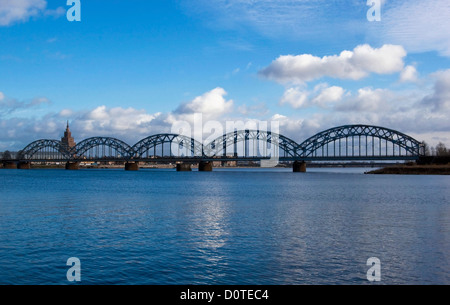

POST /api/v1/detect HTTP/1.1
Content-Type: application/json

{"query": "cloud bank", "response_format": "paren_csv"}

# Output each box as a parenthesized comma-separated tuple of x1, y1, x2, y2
(0, 0, 64, 26)
(259, 44, 407, 84)
(2, 71, 450, 151)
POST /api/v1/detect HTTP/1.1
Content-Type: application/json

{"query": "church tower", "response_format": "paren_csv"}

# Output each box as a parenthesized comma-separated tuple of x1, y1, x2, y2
(61, 121, 76, 149)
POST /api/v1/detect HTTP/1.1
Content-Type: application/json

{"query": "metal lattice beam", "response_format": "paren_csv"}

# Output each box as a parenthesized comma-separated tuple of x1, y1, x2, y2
(203, 130, 299, 158)
(131, 134, 203, 158)
(19, 140, 71, 160)
(18, 125, 423, 162)
(73, 137, 133, 160)
(296, 125, 422, 158)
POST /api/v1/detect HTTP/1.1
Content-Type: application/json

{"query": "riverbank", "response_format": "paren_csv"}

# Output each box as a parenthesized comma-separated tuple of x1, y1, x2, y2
(366, 164, 450, 175)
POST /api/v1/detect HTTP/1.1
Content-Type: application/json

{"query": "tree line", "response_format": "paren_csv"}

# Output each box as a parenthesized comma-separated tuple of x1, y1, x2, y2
(1, 150, 15, 161)
(422, 142, 450, 157)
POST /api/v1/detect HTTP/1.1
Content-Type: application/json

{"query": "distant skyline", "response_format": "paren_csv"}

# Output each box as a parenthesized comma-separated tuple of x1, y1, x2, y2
(1, 0, 450, 151)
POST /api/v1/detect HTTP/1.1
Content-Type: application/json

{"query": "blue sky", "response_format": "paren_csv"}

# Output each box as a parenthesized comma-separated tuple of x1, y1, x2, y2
(1, 0, 450, 150)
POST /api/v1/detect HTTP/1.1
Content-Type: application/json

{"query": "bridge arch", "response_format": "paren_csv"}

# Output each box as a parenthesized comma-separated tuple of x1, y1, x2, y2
(297, 125, 422, 159)
(203, 130, 300, 158)
(131, 134, 203, 158)
(73, 137, 133, 160)
(19, 140, 71, 160)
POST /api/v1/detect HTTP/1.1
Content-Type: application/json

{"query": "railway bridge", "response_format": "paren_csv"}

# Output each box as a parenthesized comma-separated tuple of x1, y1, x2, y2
(2, 125, 424, 172)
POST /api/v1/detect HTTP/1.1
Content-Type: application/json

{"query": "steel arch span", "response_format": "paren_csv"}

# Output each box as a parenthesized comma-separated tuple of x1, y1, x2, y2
(131, 134, 204, 158)
(73, 137, 133, 160)
(19, 139, 71, 160)
(203, 130, 300, 158)
(16, 124, 424, 162)
(297, 125, 422, 159)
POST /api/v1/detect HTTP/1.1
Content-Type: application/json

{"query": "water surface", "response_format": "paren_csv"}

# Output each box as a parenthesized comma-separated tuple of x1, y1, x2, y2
(0, 168, 449, 284)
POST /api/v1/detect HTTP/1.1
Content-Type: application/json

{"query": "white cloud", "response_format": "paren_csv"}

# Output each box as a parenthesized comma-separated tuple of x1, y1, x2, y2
(400, 65, 419, 83)
(272, 70, 450, 147)
(30, 96, 51, 106)
(0, 92, 51, 115)
(0, 88, 236, 150)
(280, 87, 309, 109)
(377, 0, 450, 57)
(259, 44, 407, 84)
(237, 103, 269, 117)
(421, 69, 450, 111)
(311, 85, 345, 107)
(43, 6, 65, 18)
(59, 109, 73, 117)
(280, 84, 345, 109)
(174, 87, 234, 121)
(269, 113, 322, 142)
(0, 0, 64, 26)
(335, 88, 395, 113)
(80, 106, 160, 136)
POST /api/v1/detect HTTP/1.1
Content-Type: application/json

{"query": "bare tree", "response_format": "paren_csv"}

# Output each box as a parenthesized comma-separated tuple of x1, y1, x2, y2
(431, 146, 436, 156)
(1, 150, 12, 161)
(421, 141, 431, 156)
(435, 142, 449, 156)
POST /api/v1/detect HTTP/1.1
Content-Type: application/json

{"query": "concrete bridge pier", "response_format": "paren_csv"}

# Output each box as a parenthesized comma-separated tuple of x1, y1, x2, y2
(65, 162, 80, 170)
(2, 162, 17, 169)
(198, 161, 213, 172)
(18, 162, 31, 170)
(293, 161, 307, 173)
(125, 162, 139, 171)
(177, 163, 192, 172)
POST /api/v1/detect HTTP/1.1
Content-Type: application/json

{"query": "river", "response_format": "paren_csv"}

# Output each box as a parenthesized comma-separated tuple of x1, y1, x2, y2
(0, 168, 449, 284)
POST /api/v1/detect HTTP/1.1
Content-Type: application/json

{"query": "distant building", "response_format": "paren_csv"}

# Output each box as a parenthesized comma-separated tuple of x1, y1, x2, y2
(61, 121, 76, 149)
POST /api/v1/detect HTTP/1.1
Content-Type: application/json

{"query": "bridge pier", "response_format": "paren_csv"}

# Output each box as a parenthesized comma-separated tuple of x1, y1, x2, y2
(293, 161, 307, 173)
(65, 162, 80, 170)
(198, 161, 213, 172)
(2, 162, 17, 169)
(176, 163, 192, 172)
(18, 162, 31, 170)
(125, 162, 139, 171)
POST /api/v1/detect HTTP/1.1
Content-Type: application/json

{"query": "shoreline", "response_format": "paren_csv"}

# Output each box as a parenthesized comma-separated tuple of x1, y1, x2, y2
(3, 163, 450, 175)
(365, 165, 450, 175)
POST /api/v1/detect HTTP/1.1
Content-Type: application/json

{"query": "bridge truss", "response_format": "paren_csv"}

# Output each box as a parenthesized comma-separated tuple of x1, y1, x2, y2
(16, 125, 424, 162)
(131, 134, 204, 159)
(296, 125, 422, 160)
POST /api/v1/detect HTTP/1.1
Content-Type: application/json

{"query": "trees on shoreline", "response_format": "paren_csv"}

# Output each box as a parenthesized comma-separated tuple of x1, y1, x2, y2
(422, 142, 450, 156)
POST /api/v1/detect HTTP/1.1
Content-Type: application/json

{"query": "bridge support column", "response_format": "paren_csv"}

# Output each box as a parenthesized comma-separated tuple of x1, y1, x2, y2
(293, 161, 307, 173)
(198, 161, 213, 172)
(2, 162, 17, 169)
(18, 162, 31, 170)
(177, 163, 192, 172)
(65, 162, 80, 170)
(125, 162, 139, 171)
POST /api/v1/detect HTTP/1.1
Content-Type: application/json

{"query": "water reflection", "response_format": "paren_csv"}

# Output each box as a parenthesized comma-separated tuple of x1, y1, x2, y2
(184, 182, 231, 266)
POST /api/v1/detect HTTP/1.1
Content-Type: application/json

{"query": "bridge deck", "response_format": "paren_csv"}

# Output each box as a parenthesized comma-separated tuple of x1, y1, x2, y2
(7, 156, 420, 163)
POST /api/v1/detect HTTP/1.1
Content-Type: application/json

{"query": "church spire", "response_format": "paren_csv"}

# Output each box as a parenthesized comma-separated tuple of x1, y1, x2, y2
(62, 121, 76, 149)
